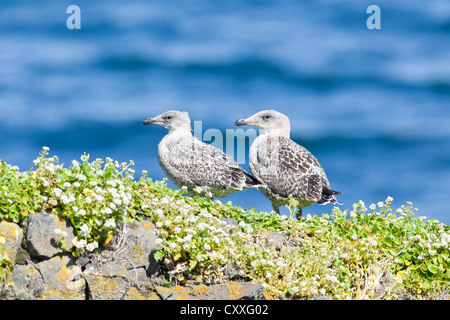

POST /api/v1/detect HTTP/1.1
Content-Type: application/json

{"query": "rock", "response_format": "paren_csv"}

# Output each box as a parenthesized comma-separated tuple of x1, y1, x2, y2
(14, 247, 30, 265)
(84, 219, 163, 300)
(119, 219, 162, 275)
(11, 263, 44, 299)
(219, 218, 239, 228)
(0, 221, 23, 263)
(35, 255, 86, 300)
(205, 282, 266, 300)
(84, 258, 130, 300)
(155, 281, 267, 300)
(22, 213, 75, 260)
(124, 287, 160, 300)
(260, 230, 301, 251)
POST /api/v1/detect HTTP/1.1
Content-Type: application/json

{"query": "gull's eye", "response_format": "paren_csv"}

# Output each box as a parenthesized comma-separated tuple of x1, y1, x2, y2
(263, 114, 271, 120)
(164, 115, 173, 120)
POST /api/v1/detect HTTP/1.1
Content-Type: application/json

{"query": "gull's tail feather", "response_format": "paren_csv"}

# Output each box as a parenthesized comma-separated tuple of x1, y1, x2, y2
(243, 171, 263, 188)
(317, 187, 342, 205)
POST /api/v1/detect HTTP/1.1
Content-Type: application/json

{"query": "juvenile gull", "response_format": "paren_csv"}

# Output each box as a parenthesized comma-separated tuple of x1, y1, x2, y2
(235, 110, 341, 218)
(143, 110, 261, 198)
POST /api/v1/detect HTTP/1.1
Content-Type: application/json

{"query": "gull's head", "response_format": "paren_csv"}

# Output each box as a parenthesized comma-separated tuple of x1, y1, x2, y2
(143, 110, 191, 131)
(234, 110, 290, 136)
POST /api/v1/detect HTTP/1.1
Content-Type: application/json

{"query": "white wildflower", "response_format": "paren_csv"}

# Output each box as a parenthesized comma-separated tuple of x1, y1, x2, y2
(169, 242, 177, 249)
(193, 186, 203, 194)
(80, 224, 90, 235)
(60, 194, 70, 204)
(71, 160, 80, 170)
(154, 209, 164, 218)
(325, 274, 339, 283)
(75, 239, 87, 249)
(198, 223, 209, 231)
(53, 188, 63, 198)
(104, 218, 116, 228)
(95, 194, 105, 202)
(86, 241, 98, 252)
(102, 207, 113, 215)
(212, 236, 220, 244)
(106, 180, 116, 187)
(40, 177, 50, 187)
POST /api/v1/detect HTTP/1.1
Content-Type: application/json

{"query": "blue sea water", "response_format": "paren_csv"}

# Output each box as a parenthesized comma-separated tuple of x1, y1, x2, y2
(1, 0, 450, 223)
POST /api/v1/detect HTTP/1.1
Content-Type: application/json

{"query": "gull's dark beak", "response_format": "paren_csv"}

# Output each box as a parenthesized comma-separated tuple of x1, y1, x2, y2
(234, 118, 250, 126)
(142, 117, 157, 125)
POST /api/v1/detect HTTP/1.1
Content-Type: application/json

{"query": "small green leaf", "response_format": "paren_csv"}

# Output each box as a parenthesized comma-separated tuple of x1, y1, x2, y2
(388, 247, 399, 256)
(428, 265, 438, 274)
(153, 250, 165, 260)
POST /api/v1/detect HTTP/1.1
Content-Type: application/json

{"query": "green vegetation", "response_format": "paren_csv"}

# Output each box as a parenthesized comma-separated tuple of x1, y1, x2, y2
(1, 147, 450, 299)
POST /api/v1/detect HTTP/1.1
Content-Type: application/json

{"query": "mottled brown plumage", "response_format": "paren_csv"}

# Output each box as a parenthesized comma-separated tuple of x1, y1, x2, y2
(143, 110, 261, 198)
(235, 110, 341, 218)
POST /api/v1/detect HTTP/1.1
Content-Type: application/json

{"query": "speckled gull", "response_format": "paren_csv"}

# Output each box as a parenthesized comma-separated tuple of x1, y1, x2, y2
(235, 110, 341, 218)
(143, 110, 261, 198)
